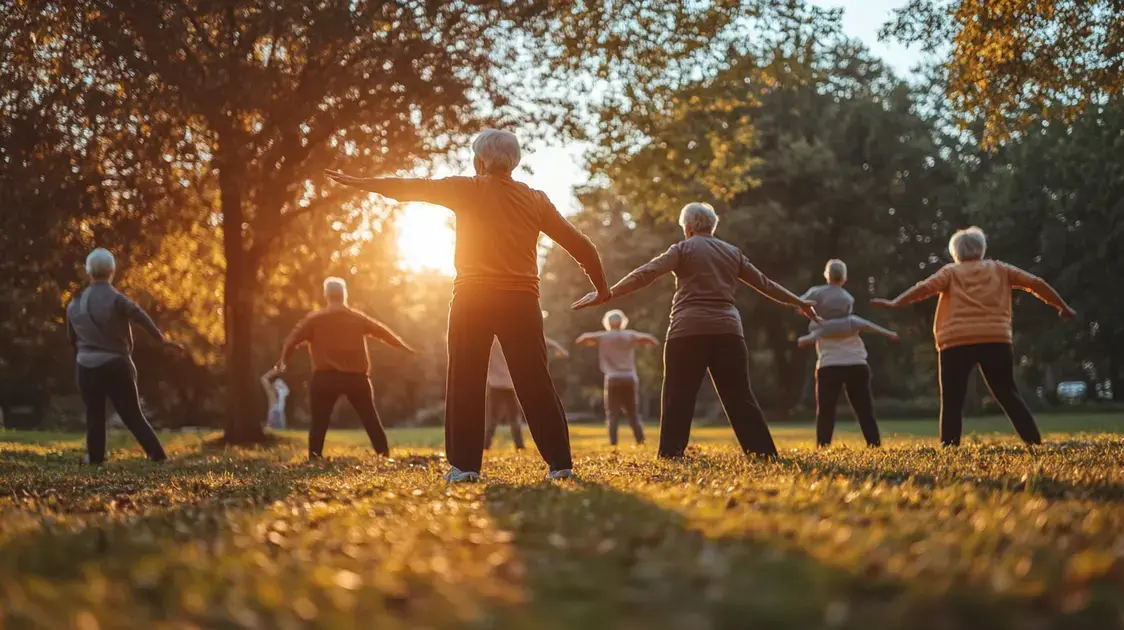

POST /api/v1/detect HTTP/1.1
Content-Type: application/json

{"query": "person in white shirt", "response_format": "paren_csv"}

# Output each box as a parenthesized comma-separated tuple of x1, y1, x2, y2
(576, 310, 658, 445)
(261, 367, 290, 430)
(484, 336, 568, 449)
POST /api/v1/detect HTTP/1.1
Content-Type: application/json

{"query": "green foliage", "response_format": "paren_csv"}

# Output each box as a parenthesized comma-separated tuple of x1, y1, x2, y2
(2, 417, 1124, 628)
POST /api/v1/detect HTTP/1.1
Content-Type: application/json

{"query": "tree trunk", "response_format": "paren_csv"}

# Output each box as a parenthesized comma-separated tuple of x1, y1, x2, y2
(219, 147, 264, 444)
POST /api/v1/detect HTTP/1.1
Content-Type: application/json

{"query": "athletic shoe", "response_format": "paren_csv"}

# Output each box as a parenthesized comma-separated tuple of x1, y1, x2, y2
(548, 468, 574, 480)
(443, 466, 480, 483)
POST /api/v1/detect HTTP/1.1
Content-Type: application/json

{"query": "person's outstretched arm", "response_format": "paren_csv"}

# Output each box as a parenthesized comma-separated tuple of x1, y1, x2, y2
(872, 266, 951, 309)
(851, 315, 900, 340)
(1002, 262, 1078, 319)
(738, 257, 821, 321)
(575, 332, 601, 347)
(574, 244, 681, 310)
(361, 313, 416, 353)
(324, 170, 469, 209)
(545, 337, 569, 359)
(539, 205, 611, 306)
(278, 314, 315, 369)
(632, 332, 660, 347)
(115, 293, 183, 350)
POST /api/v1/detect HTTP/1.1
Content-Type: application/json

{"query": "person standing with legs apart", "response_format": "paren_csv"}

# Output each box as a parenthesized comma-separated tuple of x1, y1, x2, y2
(872, 227, 1077, 446)
(574, 203, 820, 459)
(800, 259, 898, 448)
(326, 129, 609, 482)
(275, 277, 415, 460)
(484, 337, 568, 451)
(261, 367, 290, 430)
(575, 309, 658, 446)
(67, 248, 183, 465)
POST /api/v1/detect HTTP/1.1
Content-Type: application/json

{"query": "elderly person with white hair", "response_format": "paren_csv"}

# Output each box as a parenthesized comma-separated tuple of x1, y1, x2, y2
(574, 202, 819, 459)
(799, 259, 899, 448)
(873, 227, 1076, 446)
(276, 277, 415, 459)
(325, 129, 608, 481)
(66, 248, 182, 464)
(575, 309, 659, 446)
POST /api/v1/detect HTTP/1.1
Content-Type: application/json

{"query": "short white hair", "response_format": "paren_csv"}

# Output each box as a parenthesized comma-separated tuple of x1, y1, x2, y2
(85, 248, 116, 279)
(323, 277, 348, 303)
(472, 129, 521, 174)
(679, 202, 719, 235)
(602, 309, 629, 330)
(949, 226, 987, 263)
(824, 259, 847, 284)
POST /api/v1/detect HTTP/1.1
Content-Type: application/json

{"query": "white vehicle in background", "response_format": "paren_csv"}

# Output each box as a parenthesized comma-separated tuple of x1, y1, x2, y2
(1056, 381, 1088, 404)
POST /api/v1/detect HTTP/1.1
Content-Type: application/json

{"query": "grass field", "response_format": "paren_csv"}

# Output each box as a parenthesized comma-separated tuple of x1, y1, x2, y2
(2, 414, 1123, 629)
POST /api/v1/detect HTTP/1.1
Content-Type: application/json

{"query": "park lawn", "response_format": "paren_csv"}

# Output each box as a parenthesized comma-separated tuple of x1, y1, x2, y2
(1, 414, 1122, 629)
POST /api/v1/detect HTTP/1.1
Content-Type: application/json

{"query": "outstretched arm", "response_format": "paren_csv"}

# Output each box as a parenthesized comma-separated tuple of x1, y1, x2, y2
(278, 315, 314, 369)
(116, 293, 184, 350)
(852, 316, 899, 340)
(545, 337, 569, 359)
(324, 171, 469, 209)
(872, 266, 950, 309)
(738, 258, 821, 321)
(575, 332, 600, 347)
(540, 206, 610, 303)
(574, 244, 681, 310)
(362, 314, 416, 353)
(1003, 263, 1077, 319)
(632, 332, 660, 347)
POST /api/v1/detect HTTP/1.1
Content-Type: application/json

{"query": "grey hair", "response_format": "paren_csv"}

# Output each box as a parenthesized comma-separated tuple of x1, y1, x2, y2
(472, 129, 521, 174)
(824, 259, 847, 284)
(949, 226, 987, 263)
(323, 277, 348, 303)
(85, 248, 116, 280)
(678, 202, 719, 235)
(602, 309, 629, 330)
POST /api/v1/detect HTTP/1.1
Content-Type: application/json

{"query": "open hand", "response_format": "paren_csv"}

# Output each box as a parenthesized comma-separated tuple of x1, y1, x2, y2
(571, 290, 611, 311)
(324, 169, 365, 187)
(1059, 306, 1077, 321)
(870, 298, 895, 309)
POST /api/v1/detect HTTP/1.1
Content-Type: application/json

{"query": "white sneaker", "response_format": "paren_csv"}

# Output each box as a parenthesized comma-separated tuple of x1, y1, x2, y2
(548, 468, 574, 480)
(443, 466, 480, 483)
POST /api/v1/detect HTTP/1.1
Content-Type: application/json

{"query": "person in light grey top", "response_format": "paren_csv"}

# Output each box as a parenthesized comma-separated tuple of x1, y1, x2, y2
(797, 260, 898, 348)
(798, 259, 897, 449)
(574, 202, 819, 458)
(575, 309, 658, 446)
(66, 248, 182, 464)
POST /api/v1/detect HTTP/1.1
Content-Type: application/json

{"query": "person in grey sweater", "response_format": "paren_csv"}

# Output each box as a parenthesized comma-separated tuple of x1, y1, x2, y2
(797, 259, 898, 348)
(573, 202, 820, 459)
(66, 248, 183, 464)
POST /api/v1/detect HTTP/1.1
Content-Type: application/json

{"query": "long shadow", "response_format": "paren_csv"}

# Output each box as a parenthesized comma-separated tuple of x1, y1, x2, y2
(480, 480, 1067, 630)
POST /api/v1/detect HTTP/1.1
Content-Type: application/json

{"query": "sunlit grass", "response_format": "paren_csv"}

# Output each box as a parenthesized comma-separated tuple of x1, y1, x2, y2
(1, 414, 1122, 628)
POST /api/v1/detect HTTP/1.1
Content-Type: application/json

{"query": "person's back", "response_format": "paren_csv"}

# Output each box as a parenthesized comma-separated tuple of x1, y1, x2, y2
(289, 305, 380, 374)
(803, 284, 854, 321)
(665, 236, 748, 338)
(932, 259, 1021, 349)
(595, 330, 641, 379)
(67, 282, 162, 367)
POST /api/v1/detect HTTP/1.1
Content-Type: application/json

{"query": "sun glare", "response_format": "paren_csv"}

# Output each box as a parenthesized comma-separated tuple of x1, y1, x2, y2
(396, 203, 457, 275)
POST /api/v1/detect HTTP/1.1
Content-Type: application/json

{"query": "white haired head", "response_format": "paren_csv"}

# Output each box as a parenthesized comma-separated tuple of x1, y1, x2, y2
(323, 277, 348, 304)
(602, 309, 629, 330)
(472, 129, 521, 175)
(679, 202, 719, 236)
(824, 259, 847, 285)
(949, 226, 987, 263)
(85, 248, 116, 281)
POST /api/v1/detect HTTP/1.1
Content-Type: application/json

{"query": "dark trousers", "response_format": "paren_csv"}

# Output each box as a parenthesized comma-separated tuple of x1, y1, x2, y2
(484, 387, 525, 449)
(77, 358, 166, 463)
(659, 334, 778, 458)
(815, 364, 881, 447)
(938, 342, 1042, 446)
(309, 371, 390, 457)
(605, 377, 644, 445)
(445, 287, 572, 473)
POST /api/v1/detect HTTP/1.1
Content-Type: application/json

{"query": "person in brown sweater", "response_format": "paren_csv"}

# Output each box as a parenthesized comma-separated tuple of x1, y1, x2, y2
(276, 277, 415, 459)
(325, 129, 609, 482)
(574, 202, 820, 459)
(873, 226, 1076, 446)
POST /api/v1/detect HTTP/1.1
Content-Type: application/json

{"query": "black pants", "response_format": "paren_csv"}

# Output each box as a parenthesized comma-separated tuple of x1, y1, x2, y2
(660, 334, 777, 458)
(309, 371, 390, 457)
(77, 358, 166, 463)
(816, 364, 881, 447)
(484, 387, 525, 449)
(605, 377, 644, 445)
(446, 287, 572, 473)
(938, 342, 1042, 446)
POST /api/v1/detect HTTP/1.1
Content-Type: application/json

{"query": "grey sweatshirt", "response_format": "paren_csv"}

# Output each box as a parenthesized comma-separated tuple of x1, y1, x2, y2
(66, 281, 165, 368)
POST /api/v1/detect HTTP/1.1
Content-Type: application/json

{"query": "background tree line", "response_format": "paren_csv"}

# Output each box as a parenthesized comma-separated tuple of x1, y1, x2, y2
(2, 0, 1120, 434)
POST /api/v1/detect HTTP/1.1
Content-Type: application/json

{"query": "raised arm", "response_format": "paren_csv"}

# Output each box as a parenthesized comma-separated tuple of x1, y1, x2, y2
(325, 171, 470, 209)
(361, 314, 416, 354)
(738, 257, 821, 321)
(540, 205, 610, 300)
(872, 266, 951, 309)
(1003, 262, 1077, 319)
